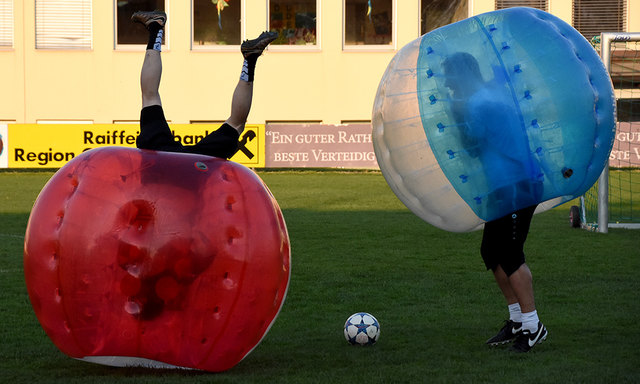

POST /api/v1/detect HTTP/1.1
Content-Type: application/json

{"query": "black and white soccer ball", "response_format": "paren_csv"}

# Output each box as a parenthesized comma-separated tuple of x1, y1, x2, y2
(344, 312, 380, 345)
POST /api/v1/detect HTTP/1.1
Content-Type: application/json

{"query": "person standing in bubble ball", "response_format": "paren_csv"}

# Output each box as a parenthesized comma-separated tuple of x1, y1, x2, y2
(131, 10, 277, 159)
(442, 52, 547, 353)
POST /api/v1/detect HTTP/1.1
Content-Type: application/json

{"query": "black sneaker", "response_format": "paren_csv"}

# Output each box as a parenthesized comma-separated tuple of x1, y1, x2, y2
(131, 10, 167, 29)
(510, 322, 547, 353)
(241, 31, 278, 60)
(486, 320, 523, 346)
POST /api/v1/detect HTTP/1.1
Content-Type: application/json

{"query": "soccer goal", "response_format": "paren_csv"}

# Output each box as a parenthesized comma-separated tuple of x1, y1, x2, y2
(575, 32, 640, 232)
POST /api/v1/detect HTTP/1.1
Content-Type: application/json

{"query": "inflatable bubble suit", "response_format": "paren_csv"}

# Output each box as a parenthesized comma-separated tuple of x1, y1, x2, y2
(372, 7, 616, 232)
(24, 147, 291, 372)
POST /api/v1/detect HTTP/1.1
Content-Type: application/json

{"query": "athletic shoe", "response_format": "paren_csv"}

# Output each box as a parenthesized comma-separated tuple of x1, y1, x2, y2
(241, 31, 278, 60)
(131, 10, 167, 29)
(486, 320, 523, 346)
(510, 322, 547, 353)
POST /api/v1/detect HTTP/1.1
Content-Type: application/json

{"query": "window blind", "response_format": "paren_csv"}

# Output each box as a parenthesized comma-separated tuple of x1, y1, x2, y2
(0, 0, 13, 48)
(573, 0, 626, 40)
(495, 0, 548, 10)
(35, 0, 92, 49)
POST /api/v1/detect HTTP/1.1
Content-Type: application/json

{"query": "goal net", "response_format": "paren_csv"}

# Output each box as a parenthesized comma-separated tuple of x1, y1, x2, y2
(579, 33, 640, 232)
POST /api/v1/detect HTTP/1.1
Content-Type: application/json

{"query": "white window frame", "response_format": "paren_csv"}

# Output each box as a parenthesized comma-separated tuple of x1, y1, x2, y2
(114, 0, 168, 51)
(343, 0, 396, 52)
(35, 0, 93, 50)
(191, 0, 245, 52)
(267, 0, 322, 52)
(0, 0, 14, 49)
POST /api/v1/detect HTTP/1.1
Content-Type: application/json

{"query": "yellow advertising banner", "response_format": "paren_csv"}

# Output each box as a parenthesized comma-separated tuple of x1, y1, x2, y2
(3, 124, 265, 168)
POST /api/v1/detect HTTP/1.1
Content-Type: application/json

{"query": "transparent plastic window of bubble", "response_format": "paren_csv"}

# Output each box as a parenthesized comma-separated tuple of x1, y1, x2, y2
(415, 7, 615, 222)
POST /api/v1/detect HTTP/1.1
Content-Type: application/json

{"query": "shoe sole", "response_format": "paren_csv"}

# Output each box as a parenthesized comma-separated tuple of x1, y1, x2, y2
(241, 33, 278, 56)
(131, 12, 166, 28)
(487, 339, 515, 346)
(241, 44, 275, 56)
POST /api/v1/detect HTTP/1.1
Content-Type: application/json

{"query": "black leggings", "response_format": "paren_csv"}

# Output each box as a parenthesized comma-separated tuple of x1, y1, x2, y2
(136, 105, 239, 159)
(480, 204, 537, 276)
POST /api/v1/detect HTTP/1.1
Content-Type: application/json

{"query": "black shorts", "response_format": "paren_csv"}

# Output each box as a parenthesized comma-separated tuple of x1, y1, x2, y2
(136, 105, 239, 159)
(480, 204, 537, 276)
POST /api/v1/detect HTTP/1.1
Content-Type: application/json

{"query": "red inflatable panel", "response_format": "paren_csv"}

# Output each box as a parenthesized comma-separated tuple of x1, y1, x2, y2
(24, 147, 291, 372)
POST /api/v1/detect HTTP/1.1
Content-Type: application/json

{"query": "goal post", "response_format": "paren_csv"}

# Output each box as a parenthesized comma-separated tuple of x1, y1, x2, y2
(581, 32, 640, 232)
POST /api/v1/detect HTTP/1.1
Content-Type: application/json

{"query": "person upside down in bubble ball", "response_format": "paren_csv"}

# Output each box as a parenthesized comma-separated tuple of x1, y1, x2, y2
(443, 52, 547, 353)
(131, 10, 277, 158)
(118, 11, 278, 318)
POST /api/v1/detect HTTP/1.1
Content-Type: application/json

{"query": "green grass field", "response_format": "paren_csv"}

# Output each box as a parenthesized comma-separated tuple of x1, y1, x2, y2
(1, 170, 639, 383)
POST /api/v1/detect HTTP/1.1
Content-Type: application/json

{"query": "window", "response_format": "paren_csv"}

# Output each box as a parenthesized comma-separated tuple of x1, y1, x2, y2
(35, 0, 92, 49)
(611, 41, 640, 122)
(269, 0, 317, 46)
(116, 0, 165, 46)
(573, 0, 626, 40)
(420, 0, 467, 35)
(0, 0, 13, 48)
(495, 0, 548, 10)
(344, 0, 393, 48)
(617, 99, 640, 122)
(193, 0, 241, 47)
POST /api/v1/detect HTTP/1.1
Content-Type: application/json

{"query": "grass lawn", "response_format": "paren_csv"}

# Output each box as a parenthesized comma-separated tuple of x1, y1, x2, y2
(1, 170, 638, 383)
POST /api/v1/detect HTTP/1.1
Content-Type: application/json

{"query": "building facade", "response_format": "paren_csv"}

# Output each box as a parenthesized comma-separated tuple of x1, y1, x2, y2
(0, 0, 637, 126)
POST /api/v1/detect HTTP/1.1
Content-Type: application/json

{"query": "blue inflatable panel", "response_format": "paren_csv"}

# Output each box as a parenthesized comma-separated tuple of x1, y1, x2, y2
(416, 7, 616, 222)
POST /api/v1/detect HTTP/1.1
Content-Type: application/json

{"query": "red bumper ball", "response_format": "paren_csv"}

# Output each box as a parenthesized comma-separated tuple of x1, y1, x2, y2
(24, 147, 291, 372)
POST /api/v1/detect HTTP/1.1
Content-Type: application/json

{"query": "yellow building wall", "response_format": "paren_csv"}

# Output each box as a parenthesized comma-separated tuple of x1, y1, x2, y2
(1, 0, 638, 125)
(629, 2, 640, 32)
(0, 0, 25, 123)
(547, 1, 572, 24)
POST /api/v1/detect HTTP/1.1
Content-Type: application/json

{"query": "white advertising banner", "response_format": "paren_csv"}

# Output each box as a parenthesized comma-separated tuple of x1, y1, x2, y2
(265, 123, 378, 169)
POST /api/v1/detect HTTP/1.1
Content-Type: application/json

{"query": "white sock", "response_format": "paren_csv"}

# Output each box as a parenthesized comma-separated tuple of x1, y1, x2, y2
(521, 310, 540, 333)
(508, 303, 522, 323)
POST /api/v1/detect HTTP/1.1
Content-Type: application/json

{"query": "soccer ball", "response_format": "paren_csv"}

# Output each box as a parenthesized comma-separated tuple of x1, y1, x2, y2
(344, 312, 380, 345)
